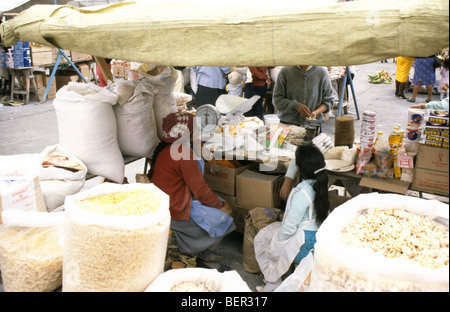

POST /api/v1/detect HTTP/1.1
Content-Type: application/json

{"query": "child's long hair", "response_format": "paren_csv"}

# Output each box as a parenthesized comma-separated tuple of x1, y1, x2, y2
(295, 144, 330, 226)
(444, 57, 449, 71)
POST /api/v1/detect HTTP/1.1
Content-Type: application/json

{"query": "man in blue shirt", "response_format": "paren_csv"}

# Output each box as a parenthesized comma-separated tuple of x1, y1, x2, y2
(192, 66, 231, 107)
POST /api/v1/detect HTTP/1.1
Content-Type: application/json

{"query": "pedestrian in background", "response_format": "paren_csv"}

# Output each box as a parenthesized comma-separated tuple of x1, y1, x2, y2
(244, 67, 270, 120)
(407, 56, 436, 103)
(394, 56, 414, 99)
(192, 66, 231, 107)
(439, 58, 449, 100)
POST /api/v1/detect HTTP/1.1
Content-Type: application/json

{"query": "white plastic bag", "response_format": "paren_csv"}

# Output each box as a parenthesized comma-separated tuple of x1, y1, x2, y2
(0, 210, 64, 292)
(0, 154, 47, 222)
(310, 193, 449, 292)
(39, 144, 87, 212)
(53, 82, 125, 183)
(63, 182, 170, 292)
(145, 268, 251, 292)
(109, 79, 160, 158)
(275, 251, 314, 292)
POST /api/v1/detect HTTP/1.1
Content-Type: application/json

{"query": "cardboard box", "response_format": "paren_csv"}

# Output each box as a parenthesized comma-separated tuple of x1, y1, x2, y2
(55, 72, 79, 90)
(77, 62, 91, 82)
(414, 144, 449, 172)
(411, 168, 449, 196)
(30, 71, 56, 100)
(412, 144, 449, 196)
(359, 177, 411, 194)
(71, 51, 92, 62)
(31, 46, 69, 66)
(204, 162, 257, 196)
(236, 170, 284, 209)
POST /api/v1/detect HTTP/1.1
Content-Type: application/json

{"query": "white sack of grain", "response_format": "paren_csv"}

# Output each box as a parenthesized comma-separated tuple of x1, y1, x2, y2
(53, 82, 124, 183)
(63, 182, 170, 292)
(310, 193, 449, 292)
(130, 65, 178, 140)
(108, 79, 160, 158)
(39, 144, 87, 212)
(0, 210, 64, 292)
(0, 154, 47, 223)
(145, 268, 251, 292)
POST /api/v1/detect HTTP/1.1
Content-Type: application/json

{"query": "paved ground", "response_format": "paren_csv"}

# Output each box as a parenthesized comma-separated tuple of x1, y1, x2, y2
(0, 61, 444, 292)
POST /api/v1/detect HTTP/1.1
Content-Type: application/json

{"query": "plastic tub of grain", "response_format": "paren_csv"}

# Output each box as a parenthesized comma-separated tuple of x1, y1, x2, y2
(63, 182, 170, 292)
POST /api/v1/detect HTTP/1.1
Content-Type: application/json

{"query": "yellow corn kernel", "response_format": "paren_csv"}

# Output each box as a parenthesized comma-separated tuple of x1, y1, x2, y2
(76, 189, 161, 216)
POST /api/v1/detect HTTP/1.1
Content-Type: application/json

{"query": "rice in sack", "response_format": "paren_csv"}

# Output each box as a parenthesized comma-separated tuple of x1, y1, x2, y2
(63, 183, 170, 292)
(0, 211, 64, 292)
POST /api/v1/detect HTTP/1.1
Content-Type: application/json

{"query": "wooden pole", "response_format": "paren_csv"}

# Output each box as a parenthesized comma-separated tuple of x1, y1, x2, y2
(94, 56, 113, 84)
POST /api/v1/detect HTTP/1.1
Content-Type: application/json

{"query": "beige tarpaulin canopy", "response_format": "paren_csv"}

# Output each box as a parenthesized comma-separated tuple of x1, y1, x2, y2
(1, 0, 448, 66)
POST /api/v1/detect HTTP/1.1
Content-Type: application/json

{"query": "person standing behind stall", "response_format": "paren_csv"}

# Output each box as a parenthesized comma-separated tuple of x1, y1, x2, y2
(407, 56, 436, 103)
(254, 144, 330, 292)
(148, 112, 235, 269)
(439, 58, 449, 100)
(273, 65, 334, 126)
(394, 56, 414, 99)
(244, 67, 270, 120)
(192, 66, 231, 107)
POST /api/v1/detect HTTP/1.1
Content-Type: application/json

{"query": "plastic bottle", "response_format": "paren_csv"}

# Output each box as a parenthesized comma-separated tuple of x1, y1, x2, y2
(388, 126, 403, 148)
(372, 131, 384, 153)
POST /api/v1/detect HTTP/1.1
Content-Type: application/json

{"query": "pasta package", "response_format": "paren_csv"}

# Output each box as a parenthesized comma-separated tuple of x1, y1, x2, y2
(310, 193, 449, 292)
(0, 211, 64, 292)
(63, 183, 170, 292)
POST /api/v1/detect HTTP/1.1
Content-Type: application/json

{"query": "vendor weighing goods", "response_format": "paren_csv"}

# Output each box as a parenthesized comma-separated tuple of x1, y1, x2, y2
(63, 183, 170, 292)
(196, 94, 260, 139)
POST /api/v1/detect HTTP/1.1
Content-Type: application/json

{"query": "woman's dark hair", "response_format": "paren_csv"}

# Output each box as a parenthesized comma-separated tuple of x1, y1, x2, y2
(295, 144, 330, 226)
(147, 141, 169, 180)
(444, 57, 449, 70)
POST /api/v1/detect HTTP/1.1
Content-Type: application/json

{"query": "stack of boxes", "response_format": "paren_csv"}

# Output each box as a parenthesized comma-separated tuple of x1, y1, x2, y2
(203, 161, 284, 233)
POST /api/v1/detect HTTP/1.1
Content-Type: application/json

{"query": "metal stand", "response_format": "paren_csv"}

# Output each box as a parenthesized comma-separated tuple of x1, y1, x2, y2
(337, 66, 360, 120)
(41, 49, 88, 102)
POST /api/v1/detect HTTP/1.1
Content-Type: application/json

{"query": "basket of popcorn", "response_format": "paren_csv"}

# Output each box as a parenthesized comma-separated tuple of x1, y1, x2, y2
(310, 193, 449, 292)
(63, 183, 170, 292)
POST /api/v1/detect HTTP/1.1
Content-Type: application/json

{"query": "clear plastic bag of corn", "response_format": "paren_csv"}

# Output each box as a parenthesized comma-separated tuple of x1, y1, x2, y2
(63, 182, 170, 292)
(0, 211, 64, 292)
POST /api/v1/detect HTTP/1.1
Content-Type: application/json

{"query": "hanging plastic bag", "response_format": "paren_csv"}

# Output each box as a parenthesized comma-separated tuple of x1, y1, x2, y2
(0, 210, 64, 292)
(275, 251, 314, 292)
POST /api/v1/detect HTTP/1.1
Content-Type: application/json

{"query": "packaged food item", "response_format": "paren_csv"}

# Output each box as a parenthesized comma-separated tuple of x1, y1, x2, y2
(372, 132, 392, 171)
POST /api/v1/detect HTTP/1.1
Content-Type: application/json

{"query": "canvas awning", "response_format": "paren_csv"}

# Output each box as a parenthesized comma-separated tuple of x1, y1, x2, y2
(1, 0, 448, 66)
